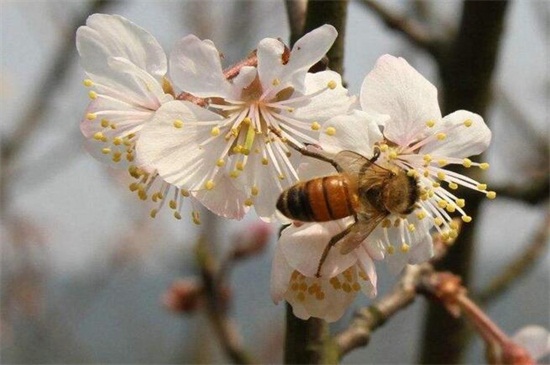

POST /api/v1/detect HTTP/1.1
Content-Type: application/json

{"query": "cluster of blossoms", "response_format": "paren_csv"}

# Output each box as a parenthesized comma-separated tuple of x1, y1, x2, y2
(78, 14, 494, 322)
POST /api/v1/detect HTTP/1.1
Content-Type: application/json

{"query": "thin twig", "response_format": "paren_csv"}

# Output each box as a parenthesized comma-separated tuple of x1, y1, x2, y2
(475, 210, 550, 305)
(360, 0, 444, 60)
(285, 0, 307, 46)
(335, 264, 430, 358)
(195, 236, 254, 364)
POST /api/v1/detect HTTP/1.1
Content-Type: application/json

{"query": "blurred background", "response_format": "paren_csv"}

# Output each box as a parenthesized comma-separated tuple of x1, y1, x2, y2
(1, 1, 548, 363)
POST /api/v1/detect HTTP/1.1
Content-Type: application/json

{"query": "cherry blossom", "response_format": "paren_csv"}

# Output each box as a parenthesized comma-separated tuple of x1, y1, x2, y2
(137, 25, 353, 220)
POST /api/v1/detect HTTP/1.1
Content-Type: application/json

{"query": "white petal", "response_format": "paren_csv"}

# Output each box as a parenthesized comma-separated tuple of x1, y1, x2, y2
(169, 35, 232, 98)
(360, 55, 441, 146)
(231, 66, 257, 93)
(512, 325, 550, 360)
(136, 100, 226, 190)
(354, 247, 378, 297)
(77, 14, 166, 81)
(279, 221, 357, 278)
(193, 173, 248, 219)
(296, 155, 337, 181)
(270, 243, 293, 303)
(319, 110, 384, 156)
(285, 25, 337, 90)
(257, 38, 286, 91)
(420, 110, 491, 158)
(289, 71, 353, 122)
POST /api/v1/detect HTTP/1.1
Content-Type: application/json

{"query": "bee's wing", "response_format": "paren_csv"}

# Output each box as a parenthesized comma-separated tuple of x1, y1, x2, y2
(334, 150, 370, 175)
(338, 213, 386, 255)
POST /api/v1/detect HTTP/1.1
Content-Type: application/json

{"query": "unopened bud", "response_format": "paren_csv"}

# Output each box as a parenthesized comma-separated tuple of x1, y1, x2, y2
(162, 278, 203, 314)
(485, 340, 535, 365)
(232, 222, 272, 260)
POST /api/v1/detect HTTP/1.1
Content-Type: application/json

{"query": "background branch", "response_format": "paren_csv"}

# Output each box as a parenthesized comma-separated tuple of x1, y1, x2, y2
(491, 177, 550, 205)
(285, 0, 307, 46)
(360, 0, 444, 60)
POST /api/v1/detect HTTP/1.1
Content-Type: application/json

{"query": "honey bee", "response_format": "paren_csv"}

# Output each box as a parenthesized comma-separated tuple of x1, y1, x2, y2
(277, 148, 420, 277)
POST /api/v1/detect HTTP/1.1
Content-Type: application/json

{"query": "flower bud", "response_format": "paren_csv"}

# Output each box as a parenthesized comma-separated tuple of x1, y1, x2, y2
(162, 278, 203, 314)
(232, 222, 273, 260)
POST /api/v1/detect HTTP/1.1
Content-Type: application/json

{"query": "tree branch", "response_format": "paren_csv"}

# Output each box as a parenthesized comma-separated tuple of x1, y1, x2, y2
(491, 177, 549, 205)
(475, 210, 550, 305)
(360, 0, 444, 60)
(285, 0, 307, 46)
(335, 264, 429, 358)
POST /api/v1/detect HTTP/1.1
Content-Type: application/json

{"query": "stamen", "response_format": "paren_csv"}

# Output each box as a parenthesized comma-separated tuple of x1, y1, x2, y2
(325, 127, 336, 136)
(462, 215, 472, 223)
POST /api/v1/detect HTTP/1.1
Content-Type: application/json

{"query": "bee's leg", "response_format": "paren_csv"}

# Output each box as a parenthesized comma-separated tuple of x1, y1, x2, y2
(359, 146, 381, 176)
(315, 222, 356, 278)
(268, 127, 344, 172)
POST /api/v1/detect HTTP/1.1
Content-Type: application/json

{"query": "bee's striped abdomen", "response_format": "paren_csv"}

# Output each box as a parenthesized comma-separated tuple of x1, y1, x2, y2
(276, 175, 355, 222)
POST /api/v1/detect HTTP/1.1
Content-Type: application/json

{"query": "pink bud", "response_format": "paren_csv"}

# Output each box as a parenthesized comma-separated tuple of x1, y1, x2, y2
(162, 278, 203, 313)
(232, 222, 273, 260)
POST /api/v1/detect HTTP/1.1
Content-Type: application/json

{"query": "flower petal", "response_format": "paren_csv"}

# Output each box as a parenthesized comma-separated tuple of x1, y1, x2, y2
(420, 110, 491, 158)
(270, 243, 293, 303)
(136, 100, 226, 190)
(193, 173, 248, 219)
(169, 35, 232, 98)
(360, 55, 441, 146)
(76, 14, 166, 81)
(512, 325, 550, 360)
(279, 221, 357, 278)
(257, 38, 286, 91)
(319, 110, 384, 156)
(354, 246, 378, 297)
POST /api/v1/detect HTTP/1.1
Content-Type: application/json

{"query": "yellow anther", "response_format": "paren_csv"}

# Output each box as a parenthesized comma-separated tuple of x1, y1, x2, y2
(388, 151, 398, 159)
(126, 153, 134, 162)
(110, 123, 117, 129)
(205, 180, 215, 190)
(232, 145, 243, 154)
(416, 211, 426, 220)
(463, 158, 472, 168)
(229, 170, 240, 178)
(437, 171, 446, 180)
(379, 144, 389, 152)
(150, 209, 158, 218)
(464, 119, 473, 127)
(86, 113, 97, 121)
(486, 191, 496, 200)
(278, 173, 285, 180)
(311, 122, 321, 131)
(449, 229, 458, 239)
(352, 282, 361, 292)
(462, 215, 472, 223)
(83, 79, 94, 87)
(436, 132, 447, 140)
(138, 190, 147, 200)
(386, 245, 395, 255)
(381, 219, 391, 228)
(244, 198, 253, 207)
(272, 78, 280, 86)
(173, 119, 183, 128)
(423, 154, 432, 163)
(407, 169, 416, 177)
(129, 182, 139, 192)
(446, 205, 456, 213)
(479, 162, 490, 170)
(455, 199, 465, 208)
(169, 200, 177, 210)
(327, 80, 337, 89)
(113, 137, 122, 146)
(216, 159, 225, 167)
(230, 127, 239, 136)
(438, 159, 448, 167)
(174, 211, 182, 220)
(88, 91, 98, 100)
(100, 119, 110, 128)
(192, 211, 201, 225)
(181, 189, 190, 197)
(251, 186, 259, 196)
(236, 161, 245, 171)
(101, 147, 111, 154)
(287, 107, 294, 113)
(477, 183, 487, 191)
(449, 182, 458, 190)
(211, 126, 220, 136)
(342, 283, 352, 293)
(438, 200, 448, 209)
(450, 221, 459, 230)
(432, 182, 441, 188)
(426, 120, 436, 128)
(434, 217, 444, 226)
(400, 243, 410, 253)
(261, 157, 269, 165)
(93, 132, 105, 141)
(423, 170, 430, 178)
(407, 224, 416, 232)
(242, 117, 251, 125)
(325, 127, 336, 136)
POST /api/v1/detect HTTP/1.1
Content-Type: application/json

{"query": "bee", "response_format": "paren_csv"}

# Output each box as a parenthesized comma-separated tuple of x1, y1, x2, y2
(276, 148, 420, 277)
